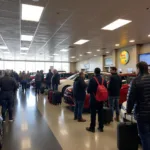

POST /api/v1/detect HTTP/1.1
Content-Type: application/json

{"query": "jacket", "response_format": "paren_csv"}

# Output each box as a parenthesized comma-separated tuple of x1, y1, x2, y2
(35, 73, 42, 82)
(108, 73, 122, 97)
(52, 73, 60, 85)
(87, 74, 107, 104)
(0, 75, 18, 92)
(127, 74, 150, 122)
(46, 72, 53, 83)
(73, 77, 87, 101)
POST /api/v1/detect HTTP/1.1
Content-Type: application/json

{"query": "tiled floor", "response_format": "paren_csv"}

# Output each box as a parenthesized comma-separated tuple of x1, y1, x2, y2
(2, 88, 142, 150)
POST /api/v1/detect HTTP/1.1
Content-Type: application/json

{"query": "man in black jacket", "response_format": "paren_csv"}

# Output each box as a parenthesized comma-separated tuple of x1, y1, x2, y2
(73, 72, 87, 122)
(108, 67, 122, 122)
(52, 69, 60, 91)
(127, 61, 150, 150)
(46, 69, 53, 89)
(86, 68, 107, 132)
(0, 71, 18, 122)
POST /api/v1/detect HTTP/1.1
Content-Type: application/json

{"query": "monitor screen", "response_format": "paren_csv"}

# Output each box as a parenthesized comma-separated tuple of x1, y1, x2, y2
(139, 53, 150, 65)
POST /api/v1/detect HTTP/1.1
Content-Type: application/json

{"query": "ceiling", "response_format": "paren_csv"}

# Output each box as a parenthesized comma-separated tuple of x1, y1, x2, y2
(0, 0, 150, 62)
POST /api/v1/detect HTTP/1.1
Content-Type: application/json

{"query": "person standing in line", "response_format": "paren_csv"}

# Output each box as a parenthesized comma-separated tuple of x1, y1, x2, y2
(52, 69, 60, 91)
(127, 61, 150, 150)
(73, 72, 87, 122)
(35, 71, 42, 95)
(46, 69, 53, 89)
(21, 71, 27, 92)
(108, 67, 122, 122)
(86, 68, 107, 132)
(0, 71, 18, 122)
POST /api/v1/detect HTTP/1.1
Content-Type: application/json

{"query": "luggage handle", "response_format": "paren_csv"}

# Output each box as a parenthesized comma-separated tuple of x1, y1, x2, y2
(124, 112, 134, 123)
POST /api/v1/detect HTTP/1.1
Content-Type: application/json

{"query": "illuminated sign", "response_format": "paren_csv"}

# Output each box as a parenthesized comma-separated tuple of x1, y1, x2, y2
(120, 50, 130, 65)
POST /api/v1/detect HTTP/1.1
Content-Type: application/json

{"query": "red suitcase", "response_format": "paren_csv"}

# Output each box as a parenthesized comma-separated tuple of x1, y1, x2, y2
(48, 90, 53, 103)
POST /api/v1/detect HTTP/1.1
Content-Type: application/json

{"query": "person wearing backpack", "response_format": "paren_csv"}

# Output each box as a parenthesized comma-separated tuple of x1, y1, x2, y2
(86, 68, 107, 133)
(108, 67, 122, 122)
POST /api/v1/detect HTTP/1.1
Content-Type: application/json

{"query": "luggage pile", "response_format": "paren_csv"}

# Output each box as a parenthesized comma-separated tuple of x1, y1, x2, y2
(48, 90, 62, 105)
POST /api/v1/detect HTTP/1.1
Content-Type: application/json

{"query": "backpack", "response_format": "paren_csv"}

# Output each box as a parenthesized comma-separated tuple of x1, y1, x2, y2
(94, 77, 108, 102)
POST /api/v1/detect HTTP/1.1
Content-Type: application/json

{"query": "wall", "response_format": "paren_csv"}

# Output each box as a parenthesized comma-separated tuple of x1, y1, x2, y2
(116, 46, 138, 73)
(70, 62, 76, 73)
(76, 56, 103, 72)
(139, 44, 150, 54)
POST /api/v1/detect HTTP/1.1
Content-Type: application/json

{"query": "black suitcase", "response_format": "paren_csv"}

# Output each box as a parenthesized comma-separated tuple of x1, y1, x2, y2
(52, 91, 62, 105)
(40, 87, 45, 94)
(103, 107, 112, 124)
(117, 114, 139, 150)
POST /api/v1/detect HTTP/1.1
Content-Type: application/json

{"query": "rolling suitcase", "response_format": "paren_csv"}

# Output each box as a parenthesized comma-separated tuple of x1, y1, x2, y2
(103, 107, 112, 124)
(48, 90, 53, 103)
(52, 91, 62, 105)
(117, 113, 139, 150)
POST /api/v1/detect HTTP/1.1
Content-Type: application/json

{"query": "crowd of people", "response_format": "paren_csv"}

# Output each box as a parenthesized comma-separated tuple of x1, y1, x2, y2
(0, 69, 60, 123)
(73, 61, 150, 150)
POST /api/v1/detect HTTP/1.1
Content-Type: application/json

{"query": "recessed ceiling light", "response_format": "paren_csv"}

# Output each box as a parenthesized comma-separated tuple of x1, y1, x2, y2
(53, 53, 59, 56)
(148, 34, 150, 37)
(101, 19, 132, 31)
(20, 52, 27, 55)
(0, 46, 8, 49)
(97, 49, 100, 51)
(60, 49, 68, 52)
(21, 35, 33, 41)
(115, 44, 120, 47)
(71, 56, 75, 58)
(3, 51, 10, 54)
(79, 54, 82, 56)
(21, 47, 29, 50)
(74, 39, 89, 45)
(129, 40, 135, 43)
(87, 52, 92, 54)
(106, 51, 110, 54)
(22, 4, 44, 22)
(94, 55, 97, 56)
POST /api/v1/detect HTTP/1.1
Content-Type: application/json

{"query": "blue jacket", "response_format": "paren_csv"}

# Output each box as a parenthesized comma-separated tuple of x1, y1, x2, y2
(73, 77, 87, 101)
(87, 74, 107, 104)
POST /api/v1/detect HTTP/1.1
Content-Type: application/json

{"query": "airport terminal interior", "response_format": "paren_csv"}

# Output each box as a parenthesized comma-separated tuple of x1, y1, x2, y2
(0, 0, 150, 150)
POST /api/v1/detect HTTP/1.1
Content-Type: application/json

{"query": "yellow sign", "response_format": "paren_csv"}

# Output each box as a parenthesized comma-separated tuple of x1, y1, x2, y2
(120, 50, 130, 65)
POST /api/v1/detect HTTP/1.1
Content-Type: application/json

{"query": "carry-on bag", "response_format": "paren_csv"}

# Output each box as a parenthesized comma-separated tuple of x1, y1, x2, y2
(117, 113, 139, 150)
(103, 107, 112, 124)
(48, 90, 53, 103)
(52, 91, 62, 105)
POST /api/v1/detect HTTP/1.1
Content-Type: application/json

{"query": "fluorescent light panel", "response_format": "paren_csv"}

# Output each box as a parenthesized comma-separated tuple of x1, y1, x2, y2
(3, 51, 10, 54)
(97, 49, 100, 51)
(79, 54, 82, 56)
(74, 39, 89, 45)
(71, 56, 75, 58)
(20, 52, 27, 55)
(87, 52, 92, 54)
(53, 53, 59, 56)
(115, 44, 120, 47)
(22, 4, 44, 22)
(148, 34, 150, 37)
(102, 19, 132, 31)
(129, 40, 135, 43)
(106, 51, 110, 53)
(0, 46, 8, 49)
(21, 35, 33, 41)
(21, 47, 29, 50)
(60, 49, 68, 52)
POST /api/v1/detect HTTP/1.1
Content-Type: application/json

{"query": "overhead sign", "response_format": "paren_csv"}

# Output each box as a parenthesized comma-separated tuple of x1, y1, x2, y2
(120, 50, 130, 65)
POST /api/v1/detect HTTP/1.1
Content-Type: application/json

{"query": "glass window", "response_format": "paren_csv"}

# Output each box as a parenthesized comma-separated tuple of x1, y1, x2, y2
(62, 63, 70, 72)
(0, 61, 4, 70)
(35, 62, 44, 72)
(26, 62, 36, 73)
(44, 62, 54, 73)
(4, 61, 14, 70)
(14, 61, 26, 73)
(54, 63, 62, 71)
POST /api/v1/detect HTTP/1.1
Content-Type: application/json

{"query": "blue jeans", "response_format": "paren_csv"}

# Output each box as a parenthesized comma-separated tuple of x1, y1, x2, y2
(35, 81, 41, 94)
(137, 121, 150, 150)
(74, 101, 84, 120)
(108, 96, 120, 118)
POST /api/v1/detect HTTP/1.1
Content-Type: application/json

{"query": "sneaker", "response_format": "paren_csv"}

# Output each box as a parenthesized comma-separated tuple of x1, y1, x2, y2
(2, 120, 6, 123)
(9, 119, 14, 122)
(98, 127, 104, 132)
(78, 118, 86, 122)
(86, 127, 95, 133)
